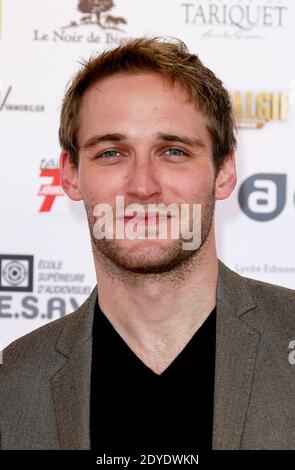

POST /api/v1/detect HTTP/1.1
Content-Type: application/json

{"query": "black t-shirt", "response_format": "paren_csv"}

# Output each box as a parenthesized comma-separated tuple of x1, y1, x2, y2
(90, 298, 216, 453)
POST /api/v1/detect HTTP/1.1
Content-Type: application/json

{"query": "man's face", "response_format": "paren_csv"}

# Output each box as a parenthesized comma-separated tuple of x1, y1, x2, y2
(62, 71, 235, 274)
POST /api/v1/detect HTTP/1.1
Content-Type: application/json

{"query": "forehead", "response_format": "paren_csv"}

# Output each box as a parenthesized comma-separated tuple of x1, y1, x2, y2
(78, 71, 210, 144)
(82, 70, 193, 102)
(81, 70, 194, 109)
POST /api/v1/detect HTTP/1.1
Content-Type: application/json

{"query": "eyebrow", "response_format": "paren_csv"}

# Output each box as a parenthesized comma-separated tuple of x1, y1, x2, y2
(80, 132, 205, 150)
(81, 133, 126, 149)
(156, 133, 206, 148)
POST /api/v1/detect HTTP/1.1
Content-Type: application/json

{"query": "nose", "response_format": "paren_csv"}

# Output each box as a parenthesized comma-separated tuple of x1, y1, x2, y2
(125, 154, 162, 202)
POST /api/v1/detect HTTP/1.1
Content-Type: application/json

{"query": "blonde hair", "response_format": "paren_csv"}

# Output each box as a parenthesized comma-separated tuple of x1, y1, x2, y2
(59, 37, 236, 168)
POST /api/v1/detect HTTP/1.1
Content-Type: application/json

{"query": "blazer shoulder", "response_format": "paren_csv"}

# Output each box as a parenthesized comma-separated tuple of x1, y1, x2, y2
(237, 272, 295, 337)
(3, 311, 70, 358)
(0, 286, 97, 371)
(218, 261, 295, 336)
(242, 273, 295, 304)
(219, 260, 295, 306)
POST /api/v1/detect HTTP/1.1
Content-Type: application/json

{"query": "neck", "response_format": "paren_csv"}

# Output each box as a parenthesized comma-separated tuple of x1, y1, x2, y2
(92, 230, 218, 374)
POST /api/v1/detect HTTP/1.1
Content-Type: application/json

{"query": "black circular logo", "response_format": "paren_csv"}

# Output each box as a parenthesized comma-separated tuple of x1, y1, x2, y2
(3, 261, 27, 286)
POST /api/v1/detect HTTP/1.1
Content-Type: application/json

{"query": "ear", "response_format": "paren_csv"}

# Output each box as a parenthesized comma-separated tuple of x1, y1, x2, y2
(215, 152, 237, 200)
(60, 150, 82, 201)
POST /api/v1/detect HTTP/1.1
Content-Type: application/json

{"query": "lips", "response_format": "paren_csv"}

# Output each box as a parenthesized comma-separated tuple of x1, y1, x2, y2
(123, 214, 170, 223)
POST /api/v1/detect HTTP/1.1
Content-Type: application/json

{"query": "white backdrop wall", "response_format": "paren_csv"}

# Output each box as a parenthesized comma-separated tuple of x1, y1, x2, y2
(0, 0, 294, 349)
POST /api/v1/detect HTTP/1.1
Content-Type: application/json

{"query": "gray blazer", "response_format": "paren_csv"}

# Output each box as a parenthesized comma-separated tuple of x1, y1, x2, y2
(1, 261, 295, 450)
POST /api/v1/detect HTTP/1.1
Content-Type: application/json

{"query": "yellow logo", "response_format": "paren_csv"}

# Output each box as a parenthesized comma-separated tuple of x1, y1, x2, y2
(232, 91, 288, 128)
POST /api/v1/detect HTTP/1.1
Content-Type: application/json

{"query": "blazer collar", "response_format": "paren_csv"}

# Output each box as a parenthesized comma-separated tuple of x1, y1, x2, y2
(213, 261, 260, 449)
(51, 287, 98, 449)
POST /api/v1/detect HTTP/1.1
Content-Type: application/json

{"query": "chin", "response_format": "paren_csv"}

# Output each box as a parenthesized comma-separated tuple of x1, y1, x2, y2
(94, 237, 198, 275)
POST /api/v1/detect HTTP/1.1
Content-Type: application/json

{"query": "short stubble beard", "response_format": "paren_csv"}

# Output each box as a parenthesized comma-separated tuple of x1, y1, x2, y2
(85, 193, 215, 286)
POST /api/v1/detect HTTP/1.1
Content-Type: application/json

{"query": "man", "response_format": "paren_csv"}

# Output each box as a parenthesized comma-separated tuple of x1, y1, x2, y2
(1, 37, 295, 452)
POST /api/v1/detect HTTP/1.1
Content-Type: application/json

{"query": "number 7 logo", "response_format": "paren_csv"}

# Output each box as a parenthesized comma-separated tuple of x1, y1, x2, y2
(38, 168, 64, 212)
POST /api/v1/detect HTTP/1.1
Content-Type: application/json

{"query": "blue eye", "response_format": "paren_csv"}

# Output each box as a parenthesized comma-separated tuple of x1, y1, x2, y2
(167, 148, 185, 156)
(99, 150, 120, 158)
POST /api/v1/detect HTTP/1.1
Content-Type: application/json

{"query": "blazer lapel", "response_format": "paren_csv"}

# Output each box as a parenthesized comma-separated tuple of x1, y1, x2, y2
(213, 262, 260, 450)
(51, 288, 97, 450)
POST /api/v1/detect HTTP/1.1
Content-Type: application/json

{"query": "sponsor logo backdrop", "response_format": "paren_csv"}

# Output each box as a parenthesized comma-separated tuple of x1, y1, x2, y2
(0, 0, 294, 347)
